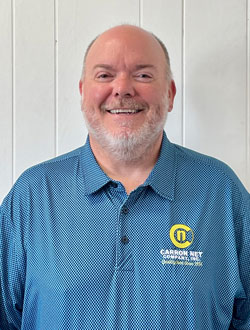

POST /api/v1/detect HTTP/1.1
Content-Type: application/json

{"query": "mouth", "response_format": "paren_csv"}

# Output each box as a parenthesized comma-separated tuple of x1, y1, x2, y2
(106, 108, 144, 114)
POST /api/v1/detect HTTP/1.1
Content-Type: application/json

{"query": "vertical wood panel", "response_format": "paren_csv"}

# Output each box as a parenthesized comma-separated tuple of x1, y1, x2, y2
(0, 0, 248, 199)
(247, 0, 250, 190)
(142, 0, 183, 145)
(14, 0, 55, 179)
(0, 1, 12, 202)
(185, 0, 248, 187)
(57, 0, 140, 155)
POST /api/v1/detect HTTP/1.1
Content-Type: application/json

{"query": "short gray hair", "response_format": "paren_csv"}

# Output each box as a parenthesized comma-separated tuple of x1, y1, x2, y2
(151, 33, 173, 81)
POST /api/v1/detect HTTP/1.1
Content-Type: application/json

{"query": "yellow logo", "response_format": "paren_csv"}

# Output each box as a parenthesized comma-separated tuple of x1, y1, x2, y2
(169, 224, 194, 249)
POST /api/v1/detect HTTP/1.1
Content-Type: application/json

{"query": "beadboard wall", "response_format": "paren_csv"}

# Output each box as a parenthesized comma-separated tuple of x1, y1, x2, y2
(0, 0, 249, 202)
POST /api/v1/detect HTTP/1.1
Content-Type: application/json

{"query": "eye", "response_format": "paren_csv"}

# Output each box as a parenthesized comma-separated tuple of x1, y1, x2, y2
(95, 72, 113, 81)
(135, 73, 153, 81)
(97, 73, 109, 79)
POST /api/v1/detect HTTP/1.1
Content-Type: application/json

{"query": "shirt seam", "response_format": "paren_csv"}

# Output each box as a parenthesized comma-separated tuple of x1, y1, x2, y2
(23, 149, 82, 174)
(1, 207, 25, 289)
(174, 144, 249, 206)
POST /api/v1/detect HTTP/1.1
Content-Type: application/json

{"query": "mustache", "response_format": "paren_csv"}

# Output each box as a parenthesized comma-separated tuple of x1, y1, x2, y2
(100, 99, 148, 111)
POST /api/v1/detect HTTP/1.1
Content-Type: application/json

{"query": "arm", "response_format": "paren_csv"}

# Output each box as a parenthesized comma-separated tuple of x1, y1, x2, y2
(230, 196, 250, 329)
(0, 205, 24, 330)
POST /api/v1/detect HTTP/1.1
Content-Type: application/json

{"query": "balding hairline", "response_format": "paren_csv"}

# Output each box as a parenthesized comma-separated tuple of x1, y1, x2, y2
(150, 33, 173, 81)
(80, 26, 173, 82)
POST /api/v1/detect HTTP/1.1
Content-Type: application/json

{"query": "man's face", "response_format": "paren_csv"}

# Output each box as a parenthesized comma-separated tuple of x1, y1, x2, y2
(80, 26, 176, 160)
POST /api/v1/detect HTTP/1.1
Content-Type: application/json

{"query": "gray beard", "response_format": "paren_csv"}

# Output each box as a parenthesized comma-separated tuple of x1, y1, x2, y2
(83, 98, 169, 162)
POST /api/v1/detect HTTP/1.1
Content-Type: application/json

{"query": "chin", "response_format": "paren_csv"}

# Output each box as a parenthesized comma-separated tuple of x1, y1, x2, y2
(87, 119, 165, 162)
(84, 101, 169, 162)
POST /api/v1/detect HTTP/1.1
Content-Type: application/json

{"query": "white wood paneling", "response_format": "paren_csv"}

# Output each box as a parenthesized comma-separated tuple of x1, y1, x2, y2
(142, 0, 183, 145)
(57, 0, 140, 155)
(0, 0, 249, 203)
(247, 0, 250, 190)
(185, 0, 248, 186)
(14, 0, 55, 179)
(0, 0, 12, 201)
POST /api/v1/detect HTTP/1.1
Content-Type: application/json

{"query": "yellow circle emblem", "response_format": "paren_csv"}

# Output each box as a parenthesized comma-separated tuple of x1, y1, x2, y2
(169, 224, 194, 249)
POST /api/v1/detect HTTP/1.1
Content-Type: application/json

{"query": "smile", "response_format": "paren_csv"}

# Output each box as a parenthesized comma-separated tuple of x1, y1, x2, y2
(106, 109, 143, 114)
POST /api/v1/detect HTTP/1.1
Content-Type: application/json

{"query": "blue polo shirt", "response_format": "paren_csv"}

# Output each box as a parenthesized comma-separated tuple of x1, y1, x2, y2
(1, 132, 250, 330)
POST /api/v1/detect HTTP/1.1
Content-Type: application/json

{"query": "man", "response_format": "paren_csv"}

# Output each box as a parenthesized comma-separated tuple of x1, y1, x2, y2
(0, 24, 249, 329)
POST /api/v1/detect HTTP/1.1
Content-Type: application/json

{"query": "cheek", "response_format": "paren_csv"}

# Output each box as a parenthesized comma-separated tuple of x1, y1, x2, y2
(84, 85, 111, 107)
(137, 82, 167, 105)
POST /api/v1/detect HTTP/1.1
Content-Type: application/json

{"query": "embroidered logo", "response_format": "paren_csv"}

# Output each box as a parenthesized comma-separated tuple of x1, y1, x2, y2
(169, 224, 194, 249)
(160, 224, 203, 267)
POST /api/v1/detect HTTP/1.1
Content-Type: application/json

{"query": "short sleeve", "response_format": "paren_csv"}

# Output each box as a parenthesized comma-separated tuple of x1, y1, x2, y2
(230, 195, 250, 329)
(0, 203, 25, 330)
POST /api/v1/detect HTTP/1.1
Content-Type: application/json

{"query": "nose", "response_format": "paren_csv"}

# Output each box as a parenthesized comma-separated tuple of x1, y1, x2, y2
(112, 76, 135, 98)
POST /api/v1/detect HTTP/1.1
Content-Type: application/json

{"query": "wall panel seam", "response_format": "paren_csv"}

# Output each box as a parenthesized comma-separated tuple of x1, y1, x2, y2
(54, 0, 58, 157)
(139, 0, 143, 27)
(11, 0, 15, 183)
(247, 0, 250, 188)
(182, 0, 186, 147)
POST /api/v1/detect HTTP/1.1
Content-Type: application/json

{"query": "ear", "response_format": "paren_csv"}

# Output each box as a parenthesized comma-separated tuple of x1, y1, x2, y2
(79, 80, 84, 111)
(79, 80, 83, 95)
(167, 80, 176, 112)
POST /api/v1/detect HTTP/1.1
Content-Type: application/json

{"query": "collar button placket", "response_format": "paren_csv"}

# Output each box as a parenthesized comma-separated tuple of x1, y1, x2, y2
(116, 199, 134, 272)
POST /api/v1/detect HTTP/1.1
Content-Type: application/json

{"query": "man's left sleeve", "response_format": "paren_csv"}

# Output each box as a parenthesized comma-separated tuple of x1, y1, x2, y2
(0, 203, 25, 330)
(230, 195, 250, 329)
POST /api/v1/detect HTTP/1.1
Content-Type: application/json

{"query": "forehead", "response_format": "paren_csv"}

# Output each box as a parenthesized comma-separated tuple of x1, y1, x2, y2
(85, 27, 166, 71)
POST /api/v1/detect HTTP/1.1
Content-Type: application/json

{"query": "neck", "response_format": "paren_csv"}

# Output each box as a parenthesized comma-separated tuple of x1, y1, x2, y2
(89, 133, 163, 194)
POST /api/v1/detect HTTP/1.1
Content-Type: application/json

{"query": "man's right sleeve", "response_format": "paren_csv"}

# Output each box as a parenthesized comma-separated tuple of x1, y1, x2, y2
(0, 204, 24, 330)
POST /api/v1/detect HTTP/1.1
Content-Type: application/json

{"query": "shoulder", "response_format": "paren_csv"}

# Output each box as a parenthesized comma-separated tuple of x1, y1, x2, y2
(172, 142, 249, 201)
(21, 146, 83, 180)
(27, 145, 83, 173)
(1, 146, 84, 209)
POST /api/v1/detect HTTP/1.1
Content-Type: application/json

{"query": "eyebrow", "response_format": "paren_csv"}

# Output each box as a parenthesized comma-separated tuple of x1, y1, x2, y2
(134, 64, 156, 70)
(93, 64, 114, 71)
(92, 64, 157, 71)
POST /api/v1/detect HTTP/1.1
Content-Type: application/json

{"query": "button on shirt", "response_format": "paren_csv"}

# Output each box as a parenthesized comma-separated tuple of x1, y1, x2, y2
(0, 132, 250, 330)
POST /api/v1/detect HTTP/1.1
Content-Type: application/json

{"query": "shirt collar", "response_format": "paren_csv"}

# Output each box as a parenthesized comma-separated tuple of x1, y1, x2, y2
(81, 136, 111, 195)
(144, 131, 176, 201)
(81, 132, 177, 200)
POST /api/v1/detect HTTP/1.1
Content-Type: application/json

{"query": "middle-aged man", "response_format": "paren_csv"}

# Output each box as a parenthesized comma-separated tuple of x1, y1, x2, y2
(0, 24, 250, 330)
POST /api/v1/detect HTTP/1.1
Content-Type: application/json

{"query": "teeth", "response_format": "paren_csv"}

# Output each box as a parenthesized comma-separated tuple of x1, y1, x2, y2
(108, 109, 141, 114)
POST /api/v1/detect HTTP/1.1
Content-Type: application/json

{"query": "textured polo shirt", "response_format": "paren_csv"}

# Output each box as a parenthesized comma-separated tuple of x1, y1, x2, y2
(0, 132, 250, 330)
